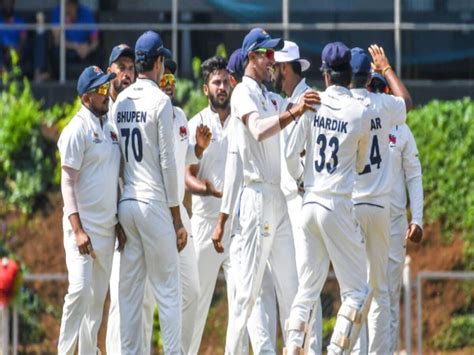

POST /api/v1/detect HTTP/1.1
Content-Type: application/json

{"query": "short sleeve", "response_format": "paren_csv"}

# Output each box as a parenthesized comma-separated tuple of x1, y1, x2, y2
(231, 85, 259, 121)
(57, 122, 86, 171)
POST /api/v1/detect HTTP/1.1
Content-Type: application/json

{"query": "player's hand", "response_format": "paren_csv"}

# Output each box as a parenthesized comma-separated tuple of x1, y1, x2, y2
(211, 224, 225, 253)
(116, 223, 127, 252)
(195, 124, 212, 152)
(294, 91, 320, 117)
(174, 222, 188, 252)
(204, 179, 223, 198)
(368, 44, 390, 73)
(75, 230, 94, 257)
(405, 223, 423, 243)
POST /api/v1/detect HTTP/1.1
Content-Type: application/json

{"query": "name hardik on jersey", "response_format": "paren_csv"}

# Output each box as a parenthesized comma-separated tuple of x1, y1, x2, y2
(286, 85, 370, 200)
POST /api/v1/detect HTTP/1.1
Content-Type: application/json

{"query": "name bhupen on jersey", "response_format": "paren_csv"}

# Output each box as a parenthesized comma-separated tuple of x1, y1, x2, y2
(117, 110, 148, 123)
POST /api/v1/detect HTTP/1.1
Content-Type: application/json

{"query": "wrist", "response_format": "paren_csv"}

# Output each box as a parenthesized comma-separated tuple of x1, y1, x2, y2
(382, 65, 392, 76)
(287, 108, 297, 121)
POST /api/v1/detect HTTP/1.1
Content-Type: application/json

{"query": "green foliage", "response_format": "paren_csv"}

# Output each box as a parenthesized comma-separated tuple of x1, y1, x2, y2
(408, 98, 474, 268)
(174, 78, 207, 119)
(431, 315, 474, 350)
(16, 286, 46, 344)
(0, 75, 54, 213)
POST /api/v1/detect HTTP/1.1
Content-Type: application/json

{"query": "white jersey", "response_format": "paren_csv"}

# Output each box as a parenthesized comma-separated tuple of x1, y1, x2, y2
(285, 85, 370, 201)
(172, 106, 198, 202)
(188, 106, 231, 218)
(351, 89, 406, 200)
(58, 105, 121, 237)
(112, 78, 179, 207)
(231, 76, 283, 185)
(280, 79, 310, 200)
(389, 124, 423, 226)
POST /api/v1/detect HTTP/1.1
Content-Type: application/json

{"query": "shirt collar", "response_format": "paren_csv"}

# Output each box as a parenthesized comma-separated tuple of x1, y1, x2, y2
(290, 78, 310, 102)
(350, 87, 369, 98)
(325, 85, 352, 97)
(136, 77, 159, 89)
(242, 75, 267, 95)
(79, 104, 102, 124)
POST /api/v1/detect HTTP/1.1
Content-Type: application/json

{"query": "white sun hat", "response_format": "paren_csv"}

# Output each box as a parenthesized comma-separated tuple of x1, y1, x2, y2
(274, 40, 311, 72)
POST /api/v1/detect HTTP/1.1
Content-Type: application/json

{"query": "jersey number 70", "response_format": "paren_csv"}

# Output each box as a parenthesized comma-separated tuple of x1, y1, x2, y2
(121, 128, 143, 162)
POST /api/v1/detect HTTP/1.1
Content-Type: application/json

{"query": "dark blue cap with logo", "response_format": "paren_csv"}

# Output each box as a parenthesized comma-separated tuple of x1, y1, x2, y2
(320, 41, 352, 71)
(77, 65, 116, 96)
(227, 48, 245, 80)
(109, 43, 134, 66)
(242, 27, 284, 56)
(350, 47, 371, 74)
(135, 31, 172, 63)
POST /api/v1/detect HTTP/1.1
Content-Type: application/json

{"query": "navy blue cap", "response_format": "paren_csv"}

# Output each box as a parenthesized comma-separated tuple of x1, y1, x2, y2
(350, 47, 371, 74)
(371, 72, 387, 85)
(109, 43, 134, 66)
(320, 41, 351, 71)
(242, 27, 284, 56)
(164, 59, 177, 74)
(77, 65, 116, 96)
(135, 31, 172, 63)
(227, 48, 245, 80)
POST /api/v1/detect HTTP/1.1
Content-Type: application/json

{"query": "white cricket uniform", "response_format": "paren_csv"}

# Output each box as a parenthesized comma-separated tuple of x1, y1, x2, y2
(113, 78, 181, 354)
(141, 106, 200, 355)
(187, 106, 237, 355)
(285, 85, 371, 354)
(57, 105, 120, 355)
(388, 124, 423, 353)
(225, 76, 298, 355)
(351, 88, 406, 353)
(280, 79, 323, 354)
(220, 116, 278, 355)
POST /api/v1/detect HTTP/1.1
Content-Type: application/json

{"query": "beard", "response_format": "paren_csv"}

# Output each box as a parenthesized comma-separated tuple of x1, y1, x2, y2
(90, 96, 109, 117)
(209, 92, 230, 110)
(272, 71, 283, 94)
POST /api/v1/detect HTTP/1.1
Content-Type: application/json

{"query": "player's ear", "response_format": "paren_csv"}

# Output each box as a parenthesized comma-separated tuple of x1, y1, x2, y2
(202, 83, 209, 97)
(106, 67, 112, 74)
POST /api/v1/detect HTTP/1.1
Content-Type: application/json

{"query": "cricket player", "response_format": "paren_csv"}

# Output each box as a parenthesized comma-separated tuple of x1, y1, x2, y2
(57, 65, 120, 354)
(350, 45, 413, 353)
(216, 28, 319, 354)
(367, 73, 424, 353)
(113, 30, 186, 354)
(284, 41, 373, 355)
(141, 58, 211, 354)
(185, 55, 236, 355)
(273, 40, 323, 354)
(216, 48, 279, 354)
(104, 42, 135, 353)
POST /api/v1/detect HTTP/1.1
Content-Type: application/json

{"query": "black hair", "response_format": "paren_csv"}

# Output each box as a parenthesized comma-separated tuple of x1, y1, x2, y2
(201, 56, 228, 84)
(351, 72, 370, 89)
(326, 68, 352, 87)
(289, 61, 302, 77)
(67, 0, 79, 5)
(135, 55, 162, 74)
(164, 59, 177, 74)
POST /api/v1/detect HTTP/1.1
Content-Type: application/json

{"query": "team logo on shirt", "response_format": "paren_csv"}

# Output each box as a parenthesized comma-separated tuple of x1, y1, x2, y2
(271, 98, 278, 110)
(389, 134, 397, 146)
(179, 126, 188, 138)
(92, 131, 102, 143)
(110, 131, 119, 144)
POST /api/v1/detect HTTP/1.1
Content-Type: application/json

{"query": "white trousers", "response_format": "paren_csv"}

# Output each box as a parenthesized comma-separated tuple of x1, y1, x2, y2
(58, 229, 114, 355)
(188, 213, 236, 355)
(388, 214, 408, 353)
(117, 199, 181, 354)
(286, 196, 368, 354)
(354, 196, 391, 353)
(226, 183, 298, 355)
(287, 195, 323, 354)
(142, 204, 200, 354)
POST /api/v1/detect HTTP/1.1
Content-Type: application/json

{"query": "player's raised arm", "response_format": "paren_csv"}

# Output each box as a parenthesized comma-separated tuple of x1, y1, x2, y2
(368, 44, 413, 111)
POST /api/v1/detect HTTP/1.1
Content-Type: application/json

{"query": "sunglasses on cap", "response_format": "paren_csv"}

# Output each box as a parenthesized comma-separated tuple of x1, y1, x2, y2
(88, 82, 110, 96)
(254, 48, 275, 60)
(159, 73, 176, 88)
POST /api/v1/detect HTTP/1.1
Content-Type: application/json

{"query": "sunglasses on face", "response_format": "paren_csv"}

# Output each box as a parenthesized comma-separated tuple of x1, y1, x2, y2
(89, 82, 110, 96)
(254, 48, 275, 60)
(159, 73, 176, 88)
